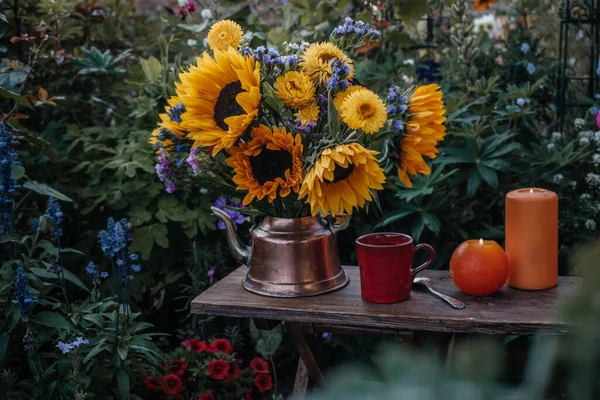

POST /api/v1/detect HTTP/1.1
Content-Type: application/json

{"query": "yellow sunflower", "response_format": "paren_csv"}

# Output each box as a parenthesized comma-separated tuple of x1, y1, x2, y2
(339, 88, 387, 134)
(300, 42, 355, 86)
(294, 102, 320, 126)
(473, 0, 497, 12)
(226, 125, 304, 205)
(299, 143, 386, 216)
(149, 128, 174, 153)
(274, 71, 316, 109)
(176, 47, 261, 155)
(333, 85, 363, 111)
(206, 20, 244, 52)
(397, 84, 446, 188)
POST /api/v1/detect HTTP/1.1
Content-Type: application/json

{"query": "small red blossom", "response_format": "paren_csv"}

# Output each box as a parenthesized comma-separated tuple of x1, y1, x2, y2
(244, 388, 254, 400)
(226, 361, 240, 381)
(162, 374, 183, 395)
(144, 377, 162, 392)
(181, 338, 207, 353)
(199, 394, 215, 400)
(170, 359, 188, 377)
(250, 357, 269, 374)
(208, 359, 230, 380)
(254, 373, 273, 392)
(187, 1, 196, 12)
(211, 338, 232, 354)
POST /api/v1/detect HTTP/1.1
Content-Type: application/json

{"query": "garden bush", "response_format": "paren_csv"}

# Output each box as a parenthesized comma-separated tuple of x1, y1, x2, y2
(1, 0, 599, 399)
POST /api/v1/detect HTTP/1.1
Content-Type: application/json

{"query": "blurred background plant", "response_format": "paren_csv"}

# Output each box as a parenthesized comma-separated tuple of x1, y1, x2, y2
(1, 0, 599, 398)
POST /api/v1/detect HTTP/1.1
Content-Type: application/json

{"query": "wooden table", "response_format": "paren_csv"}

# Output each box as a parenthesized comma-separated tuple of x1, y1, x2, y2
(191, 266, 578, 396)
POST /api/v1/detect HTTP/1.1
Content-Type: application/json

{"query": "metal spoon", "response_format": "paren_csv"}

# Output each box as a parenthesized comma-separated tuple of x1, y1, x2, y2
(413, 277, 465, 309)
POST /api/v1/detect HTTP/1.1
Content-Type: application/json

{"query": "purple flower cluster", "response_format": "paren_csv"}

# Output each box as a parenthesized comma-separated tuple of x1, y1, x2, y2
(56, 337, 89, 354)
(44, 197, 63, 237)
(318, 91, 329, 117)
(326, 59, 351, 92)
(332, 17, 381, 40)
(213, 196, 245, 230)
(12, 267, 38, 318)
(168, 102, 186, 123)
(186, 147, 201, 175)
(287, 119, 317, 135)
(155, 149, 176, 193)
(250, 46, 299, 68)
(0, 122, 19, 236)
(387, 86, 409, 132)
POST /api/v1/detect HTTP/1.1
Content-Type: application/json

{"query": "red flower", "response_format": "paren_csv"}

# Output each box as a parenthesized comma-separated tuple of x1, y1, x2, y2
(244, 388, 254, 400)
(226, 361, 240, 381)
(199, 394, 215, 400)
(170, 359, 188, 377)
(186, 0, 196, 13)
(250, 357, 269, 374)
(210, 338, 232, 354)
(254, 373, 273, 392)
(208, 359, 230, 380)
(144, 377, 162, 392)
(181, 339, 208, 353)
(162, 374, 183, 395)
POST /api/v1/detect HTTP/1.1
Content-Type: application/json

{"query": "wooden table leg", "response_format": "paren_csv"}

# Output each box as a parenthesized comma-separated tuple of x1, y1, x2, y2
(292, 357, 310, 398)
(287, 322, 325, 387)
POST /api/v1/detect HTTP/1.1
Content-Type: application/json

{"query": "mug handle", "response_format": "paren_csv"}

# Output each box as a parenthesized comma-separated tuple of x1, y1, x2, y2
(411, 243, 436, 277)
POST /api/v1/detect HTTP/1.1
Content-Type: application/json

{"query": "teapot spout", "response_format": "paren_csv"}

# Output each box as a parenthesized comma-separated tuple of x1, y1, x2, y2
(211, 206, 250, 265)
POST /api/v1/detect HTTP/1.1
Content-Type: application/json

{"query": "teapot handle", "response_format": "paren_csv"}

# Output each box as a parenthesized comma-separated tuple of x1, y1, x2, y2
(331, 214, 351, 234)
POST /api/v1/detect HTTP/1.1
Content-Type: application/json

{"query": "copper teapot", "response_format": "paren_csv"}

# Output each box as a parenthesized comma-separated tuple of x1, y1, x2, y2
(212, 207, 350, 297)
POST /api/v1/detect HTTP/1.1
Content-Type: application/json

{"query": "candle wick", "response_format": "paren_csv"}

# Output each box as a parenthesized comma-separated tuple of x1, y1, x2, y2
(479, 238, 484, 245)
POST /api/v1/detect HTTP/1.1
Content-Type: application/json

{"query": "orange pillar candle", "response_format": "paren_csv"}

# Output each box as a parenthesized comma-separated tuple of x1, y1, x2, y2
(505, 188, 558, 290)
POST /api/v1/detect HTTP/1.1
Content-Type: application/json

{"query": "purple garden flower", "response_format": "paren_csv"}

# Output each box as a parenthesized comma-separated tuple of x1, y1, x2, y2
(186, 147, 201, 175)
(213, 196, 245, 230)
(155, 149, 176, 193)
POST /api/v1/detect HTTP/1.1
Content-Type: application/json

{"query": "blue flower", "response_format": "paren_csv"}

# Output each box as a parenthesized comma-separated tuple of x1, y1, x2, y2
(590, 106, 599, 116)
(386, 105, 397, 114)
(12, 268, 38, 317)
(31, 218, 41, 234)
(391, 120, 404, 131)
(100, 272, 109, 279)
(85, 262, 97, 276)
(213, 196, 245, 230)
(526, 63, 536, 75)
(44, 197, 63, 237)
(0, 122, 20, 236)
(167, 102, 185, 123)
(56, 336, 89, 354)
(398, 104, 408, 113)
(516, 98, 526, 107)
(331, 17, 381, 41)
(131, 264, 141, 273)
(521, 43, 530, 54)
(98, 218, 130, 258)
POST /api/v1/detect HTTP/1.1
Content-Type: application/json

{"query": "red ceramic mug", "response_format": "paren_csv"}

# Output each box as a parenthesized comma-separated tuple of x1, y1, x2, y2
(356, 233, 436, 303)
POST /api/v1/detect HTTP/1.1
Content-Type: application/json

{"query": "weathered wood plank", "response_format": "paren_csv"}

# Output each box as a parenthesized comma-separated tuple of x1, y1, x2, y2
(191, 267, 578, 335)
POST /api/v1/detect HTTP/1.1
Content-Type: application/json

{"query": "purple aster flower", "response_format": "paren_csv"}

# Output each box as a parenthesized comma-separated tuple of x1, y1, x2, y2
(213, 196, 245, 230)
(207, 266, 215, 284)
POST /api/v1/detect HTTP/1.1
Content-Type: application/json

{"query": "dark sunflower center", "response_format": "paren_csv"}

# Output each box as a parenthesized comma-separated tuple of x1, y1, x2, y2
(249, 149, 293, 185)
(358, 103, 375, 118)
(318, 52, 335, 64)
(328, 164, 355, 183)
(288, 79, 300, 91)
(214, 81, 245, 131)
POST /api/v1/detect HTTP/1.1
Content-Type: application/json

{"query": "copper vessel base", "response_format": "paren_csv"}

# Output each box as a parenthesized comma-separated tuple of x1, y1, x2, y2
(242, 268, 350, 298)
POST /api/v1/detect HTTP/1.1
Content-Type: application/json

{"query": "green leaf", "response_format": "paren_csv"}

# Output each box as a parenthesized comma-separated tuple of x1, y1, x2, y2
(477, 164, 498, 188)
(467, 170, 481, 197)
(176, 21, 209, 32)
(411, 216, 425, 241)
(327, 90, 341, 137)
(374, 209, 417, 229)
(30, 267, 59, 280)
(0, 332, 9, 362)
(63, 269, 89, 292)
(256, 329, 282, 358)
(32, 311, 74, 331)
(139, 56, 163, 82)
(22, 181, 73, 202)
(117, 344, 129, 361)
(12, 164, 25, 180)
(0, 87, 33, 109)
(0, 233, 23, 244)
(83, 342, 108, 364)
(130, 224, 169, 259)
(0, 13, 7, 23)
(422, 212, 441, 235)
(36, 239, 59, 256)
(117, 369, 130, 400)
(82, 314, 105, 328)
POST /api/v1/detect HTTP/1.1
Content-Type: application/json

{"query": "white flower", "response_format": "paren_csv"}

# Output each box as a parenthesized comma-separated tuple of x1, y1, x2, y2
(553, 174, 564, 184)
(473, 14, 502, 38)
(585, 219, 597, 231)
(570, 181, 577, 189)
(186, 39, 197, 46)
(581, 193, 592, 200)
(178, 0, 187, 6)
(575, 118, 586, 129)
(402, 74, 414, 84)
(593, 153, 600, 166)
(581, 137, 591, 146)
(201, 8, 214, 19)
(593, 131, 600, 144)
(299, 41, 311, 52)
(547, 143, 555, 150)
(403, 59, 415, 66)
(551, 132, 562, 141)
(586, 172, 600, 188)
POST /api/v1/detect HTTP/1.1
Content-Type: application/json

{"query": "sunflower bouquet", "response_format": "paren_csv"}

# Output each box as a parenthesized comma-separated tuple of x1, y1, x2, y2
(151, 18, 446, 218)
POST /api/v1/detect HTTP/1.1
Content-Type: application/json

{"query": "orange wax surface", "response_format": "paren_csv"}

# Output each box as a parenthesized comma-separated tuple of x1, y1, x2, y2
(505, 188, 558, 290)
(450, 239, 509, 296)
